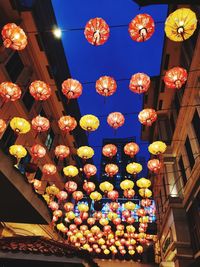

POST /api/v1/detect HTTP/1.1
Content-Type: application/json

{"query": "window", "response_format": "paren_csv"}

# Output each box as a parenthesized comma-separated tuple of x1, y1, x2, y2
(164, 54, 170, 70)
(5, 52, 24, 82)
(192, 110, 200, 145)
(160, 80, 165, 93)
(178, 156, 187, 186)
(174, 92, 180, 115)
(45, 129, 55, 150)
(170, 113, 175, 134)
(158, 116, 172, 144)
(185, 136, 195, 170)
(22, 88, 34, 111)
(35, 34, 44, 51)
(158, 100, 163, 110)
(46, 65, 54, 79)
(0, 125, 17, 152)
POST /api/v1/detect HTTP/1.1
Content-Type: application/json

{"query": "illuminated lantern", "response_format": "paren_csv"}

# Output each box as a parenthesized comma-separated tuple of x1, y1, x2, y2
(0, 119, 6, 133)
(66, 211, 75, 220)
(99, 181, 114, 193)
(54, 145, 70, 159)
(126, 162, 142, 175)
(0, 82, 21, 104)
(74, 217, 83, 225)
(96, 76, 117, 97)
(164, 67, 187, 89)
(84, 17, 110, 46)
(56, 191, 68, 202)
(62, 78, 82, 100)
(104, 249, 110, 255)
(129, 73, 150, 94)
(63, 165, 78, 178)
(107, 190, 119, 201)
(100, 218, 109, 226)
(137, 208, 147, 217)
(147, 159, 162, 173)
(138, 108, 157, 126)
(105, 163, 118, 177)
(83, 181, 96, 194)
(78, 203, 89, 213)
(46, 184, 59, 196)
(91, 225, 100, 234)
(29, 80, 51, 101)
(109, 202, 119, 211)
(107, 112, 125, 129)
(57, 223, 67, 233)
(128, 14, 155, 42)
(65, 181, 77, 193)
(126, 217, 135, 224)
(79, 115, 99, 132)
(122, 210, 131, 219)
(123, 189, 135, 199)
(64, 202, 74, 212)
(48, 201, 59, 211)
(126, 225, 135, 233)
(33, 179, 42, 191)
(30, 144, 46, 159)
(120, 179, 134, 190)
(83, 164, 97, 178)
(165, 8, 197, 42)
(136, 245, 143, 254)
(148, 141, 167, 155)
(77, 146, 94, 160)
(139, 188, 152, 198)
(10, 117, 30, 134)
(90, 191, 102, 201)
(9, 145, 27, 160)
(107, 212, 118, 220)
(72, 191, 83, 201)
(42, 194, 50, 204)
(102, 144, 117, 158)
(137, 178, 151, 188)
(1, 23, 27, 50)
(42, 164, 56, 176)
(87, 217, 96, 226)
(113, 217, 121, 225)
(141, 199, 151, 207)
(129, 250, 135, 255)
(31, 116, 50, 133)
(58, 116, 77, 133)
(124, 201, 136, 211)
(124, 142, 139, 158)
(53, 210, 62, 218)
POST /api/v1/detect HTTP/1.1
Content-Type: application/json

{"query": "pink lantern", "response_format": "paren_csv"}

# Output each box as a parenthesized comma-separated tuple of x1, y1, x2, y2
(107, 112, 125, 129)
(105, 164, 119, 177)
(49, 201, 59, 211)
(147, 159, 162, 173)
(0, 82, 21, 103)
(83, 181, 96, 194)
(56, 191, 68, 202)
(72, 191, 84, 201)
(107, 190, 119, 201)
(58, 116, 77, 133)
(138, 108, 157, 126)
(96, 76, 117, 97)
(164, 67, 187, 89)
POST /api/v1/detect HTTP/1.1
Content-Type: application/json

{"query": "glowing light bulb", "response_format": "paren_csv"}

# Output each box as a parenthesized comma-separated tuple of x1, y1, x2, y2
(53, 27, 62, 38)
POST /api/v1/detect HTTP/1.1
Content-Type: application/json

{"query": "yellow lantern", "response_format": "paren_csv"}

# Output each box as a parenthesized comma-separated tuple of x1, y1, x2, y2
(130, 239, 136, 245)
(136, 245, 143, 254)
(56, 223, 66, 232)
(139, 188, 152, 198)
(79, 114, 100, 132)
(63, 165, 79, 177)
(129, 250, 135, 255)
(9, 145, 27, 160)
(65, 211, 75, 220)
(77, 146, 94, 159)
(115, 240, 121, 247)
(90, 191, 102, 201)
(91, 225, 100, 234)
(139, 216, 149, 223)
(124, 201, 136, 211)
(104, 249, 110, 255)
(99, 181, 114, 193)
(42, 194, 50, 204)
(148, 141, 167, 155)
(115, 230, 124, 237)
(82, 244, 90, 250)
(107, 212, 118, 220)
(98, 238, 106, 245)
(46, 184, 60, 195)
(165, 8, 197, 42)
(136, 178, 151, 188)
(126, 162, 142, 175)
(76, 232, 83, 239)
(120, 179, 134, 190)
(78, 203, 89, 212)
(10, 117, 31, 134)
(99, 218, 109, 226)
(126, 225, 135, 233)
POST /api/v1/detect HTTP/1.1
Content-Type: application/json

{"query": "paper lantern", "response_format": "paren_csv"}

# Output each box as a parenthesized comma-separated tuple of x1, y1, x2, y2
(0, 82, 21, 103)
(63, 165, 78, 177)
(31, 116, 50, 133)
(9, 145, 27, 159)
(124, 201, 136, 211)
(124, 142, 139, 158)
(83, 164, 97, 178)
(147, 159, 162, 173)
(30, 144, 46, 159)
(107, 190, 119, 201)
(83, 181, 96, 194)
(129, 14, 155, 42)
(123, 189, 135, 199)
(78, 203, 89, 213)
(107, 212, 118, 220)
(148, 141, 167, 155)
(64, 202, 74, 212)
(0, 119, 6, 133)
(66, 211, 75, 220)
(102, 144, 117, 158)
(54, 145, 70, 159)
(137, 178, 151, 188)
(141, 198, 151, 207)
(58, 115, 77, 133)
(87, 217, 96, 226)
(42, 164, 56, 176)
(90, 191, 102, 201)
(126, 162, 142, 175)
(77, 146, 94, 160)
(33, 179, 42, 191)
(73, 191, 84, 201)
(138, 108, 157, 126)
(96, 76, 117, 97)
(62, 78, 82, 99)
(137, 208, 147, 217)
(29, 80, 51, 101)
(1, 23, 27, 50)
(120, 179, 134, 190)
(46, 184, 59, 196)
(165, 8, 197, 42)
(105, 163, 119, 177)
(79, 115, 99, 132)
(107, 112, 125, 129)
(65, 181, 77, 193)
(136, 245, 143, 254)
(56, 191, 68, 202)
(164, 67, 187, 89)
(126, 225, 135, 233)
(99, 181, 114, 193)
(139, 188, 152, 198)
(48, 201, 59, 211)
(10, 117, 30, 134)
(129, 73, 150, 94)
(84, 17, 110, 45)
(109, 202, 119, 211)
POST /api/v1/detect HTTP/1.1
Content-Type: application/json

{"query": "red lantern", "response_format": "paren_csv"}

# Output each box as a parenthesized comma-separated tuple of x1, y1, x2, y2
(138, 108, 157, 126)
(147, 159, 162, 173)
(65, 181, 77, 193)
(129, 73, 150, 94)
(83, 181, 95, 194)
(1, 23, 27, 50)
(164, 67, 187, 89)
(64, 202, 74, 212)
(102, 144, 117, 158)
(137, 208, 147, 217)
(80, 212, 89, 220)
(109, 202, 119, 211)
(107, 190, 119, 201)
(141, 199, 151, 207)
(84, 17, 110, 46)
(42, 164, 56, 176)
(33, 179, 42, 190)
(58, 116, 77, 133)
(124, 142, 139, 158)
(31, 116, 50, 133)
(0, 82, 21, 103)
(29, 80, 51, 101)
(30, 144, 46, 159)
(123, 189, 135, 199)
(62, 78, 82, 100)
(107, 112, 125, 129)
(113, 217, 121, 225)
(49, 201, 59, 211)
(0, 119, 6, 133)
(128, 14, 155, 42)
(105, 164, 119, 177)
(126, 217, 135, 224)
(96, 76, 117, 97)
(54, 145, 70, 159)
(72, 191, 84, 201)
(74, 217, 83, 225)
(56, 191, 68, 202)
(87, 217, 96, 226)
(94, 211, 102, 220)
(122, 210, 131, 219)
(83, 164, 97, 179)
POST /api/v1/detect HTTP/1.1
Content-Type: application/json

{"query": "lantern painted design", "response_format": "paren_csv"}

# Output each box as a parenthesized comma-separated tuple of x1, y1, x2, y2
(128, 14, 155, 42)
(120, 180, 134, 190)
(10, 117, 30, 134)
(72, 191, 84, 201)
(129, 73, 150, 94)
(54, 145, 70, 159)
(77, 146, 94, 160)
(63, 165, 78, 177)
(105, 163, 119, 177)
(124, 142, 139, 158)
(136, 178, 151, 188)
(102, 144, 117, 158)
(62, 78, 82, 99)
(107, 112, 125, 129)
(30, 144, 46, 159)
(83, 164, 97, 178)
(84, 17, 110, 46)
(29, 80, 51, 101)
(90, 191, 102, 201)
(83, 181, 96, 194)
(31, 116, 50, 133)
(164, 67, 187, 89)
(42, 164, 56, 176)
(148, 141, 167, 155)
(1, 23, 27, 50)
(48, 201, 59, 211)
(96, 76, 117, 97)
(147, 159, 162, 173)
(126, 162, 142, 175)
(99, 181, 114, 193)
(79, 115, 99, 132)
(139, 188, 152, 198)
(107, 190, 119, 201)
(165, 8, 197, 42)
(138, 108, 157, 126)
(0, 119, 6, 133)
(58, 116, 77, 133)
(65, 181, 77, 193)
(0, 82, 21, 103)
(9, 145, 27, 159)
(46, 184, 59, 196)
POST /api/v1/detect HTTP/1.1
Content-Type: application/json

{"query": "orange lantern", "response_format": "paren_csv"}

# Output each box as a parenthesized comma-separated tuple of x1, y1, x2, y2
(102, 144, 117, 158)
(31, 116, 50, 133)
(96, 76, 117, 97)
(147, 159, 162, 173)
(83, 181, 95, 194)
(107, 112, 125, 129)
(1, 23, 27, 50)
(107, 190, 119, 201)
(141, 198, 151, 207)
(29, 80, 51, 101)
(105, 163, 119, 177)
(72, 191, 84, 202)
(54, 145, 70, 159)
(62, 78, 82, 99)
(58, 115, 77, 133)
(56, 191, 68, 202)
(30, 144, 46, 159)
(83, 164, 97, 179)
(84, 17, 110, 46)
(129, 73, 150, 94)
(138, 108, 157, 126)
(124, 142, 139, 158)
(0, 82, 21, 103)
(164, 67, 187, 89)
(128, 14, 155, 42)
(65, 181, 77, 193)
(123, 189, 135, 199)
(42, 164, 56, 176)
(0, 119, 6, 133)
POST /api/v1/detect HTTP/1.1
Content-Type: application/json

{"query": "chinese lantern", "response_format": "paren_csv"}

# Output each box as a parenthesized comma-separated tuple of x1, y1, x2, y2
(137, 178, 151, 188)
(126, 162, 142, 175)
(0, 82, 21, 103)
(0, 119, 6, 133)
(64, 202, 74, 212)
(65, 181, 77, 193)
(53, 210, 62, 218)
(126, 217, 135, 224)
(48, 201, 59, 211)
(9, 145, 27, 160)
(31, 116, 50, 133)
(79, 115, 99, 132)
(126, 225, 135, 233)
(58, 116, 77, 133)
(109, 202, 119, 211)
(123, 189, 135, 199)
(113, 217, 121, 225)
(74, 217, 83, 225)
(78, 203, 89, 213)
(83, 181, 95, 194)
(138, 108, 157, 126)
(107, 112, 125, 129)
(96, 76, 117, 97)
(30, 144, 46, 159)
(136, 245, 143, 254)
(107, 212, 118, 221)
(164, 67, 187, 89)
(99, 181, 114, 193)
(87, 217, 96, 226)
(29, 80, 51, 101)
(42, 164, 56, 176)
(128, 14, 155, 42)
(120, 179, 134, 190)
(105, 163, 119, 177)
(139, 188, 152, 198)
(33, 179, 42, 191)
(77, 146, 94, 160)
(165, 8, 197, 42)
(90, 191, 102, 201)
(66, 211, 75, 220)
(54, 145, 70, 159)
(148, 141, 167, 155)
(124, 142, 139, 158)
(141, 198, 151, 207)
(124, 201, 136, 211)
(107, 190, 119, 201)
(102, 144, 117, 158)
(57, 223, 67, 233)
(10, 117, 30, 134)
(63, 165, 78, 178)
(129, 73, 150, 94)
(72, 191, 84, 201)
(83, 164, 97, 178)
(56, 191, 68, 202)
(84, 17, 110, 46)
(137, 208, 147, 217)
(147, 159, 162, 173)
(1, 23, 27, 50)
(62, 78, 82, 100)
